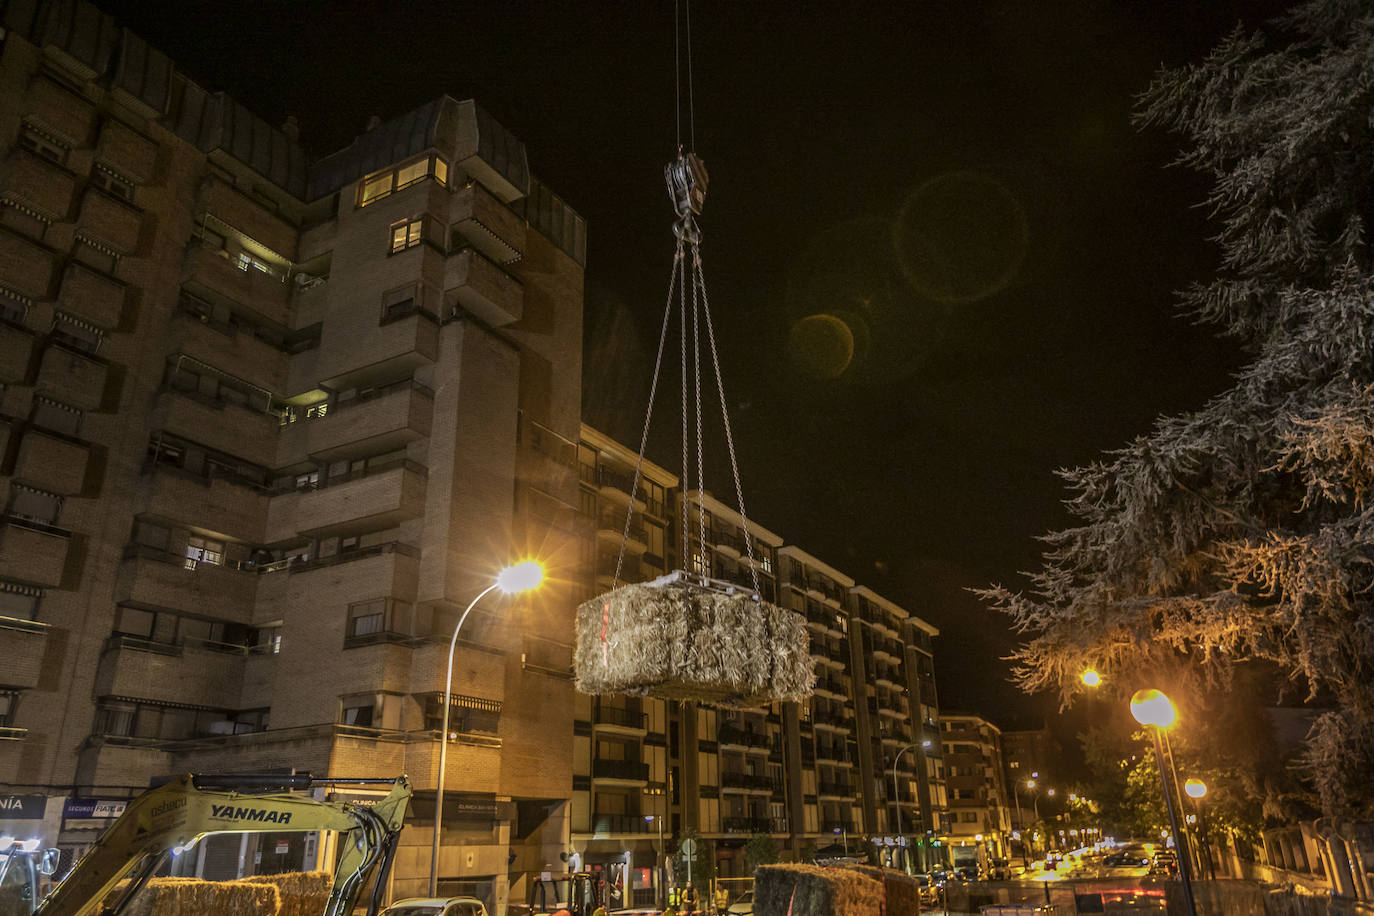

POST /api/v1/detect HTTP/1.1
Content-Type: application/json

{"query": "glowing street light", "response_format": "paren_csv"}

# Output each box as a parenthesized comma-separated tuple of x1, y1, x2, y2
(1026, 779, 1036, 789)
(1184, 779, 1207, 799)
(430, 561, 543, 895)
(1080, 669, 1101, 687)
(1128, 689, 1197, 916)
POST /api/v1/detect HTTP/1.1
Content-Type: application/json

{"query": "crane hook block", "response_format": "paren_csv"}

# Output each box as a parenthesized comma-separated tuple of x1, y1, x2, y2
(665, 152, 709, 219)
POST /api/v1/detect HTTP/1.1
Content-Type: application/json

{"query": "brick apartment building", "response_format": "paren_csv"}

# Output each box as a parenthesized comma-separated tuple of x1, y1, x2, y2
(573, 427, 951, 898)
(939, 713, 1012, 869)
(0, 2, 586, 911)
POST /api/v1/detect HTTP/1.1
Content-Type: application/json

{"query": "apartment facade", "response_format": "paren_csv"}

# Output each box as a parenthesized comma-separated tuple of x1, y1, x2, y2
(573, 426, 949, 889)
(0, 4, 585, 912)
(939, 714, 1012, 867)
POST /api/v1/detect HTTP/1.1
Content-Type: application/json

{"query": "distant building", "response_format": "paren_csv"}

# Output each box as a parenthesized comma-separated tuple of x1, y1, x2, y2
(939, 714, 1012, 866)
(572, 425, 950, 891)
(1000, 726, 1063, 838)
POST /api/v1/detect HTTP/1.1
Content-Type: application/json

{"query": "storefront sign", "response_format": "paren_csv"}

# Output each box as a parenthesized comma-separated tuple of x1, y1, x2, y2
(0, 795, 45, 819)
(64, 799, 128, 819)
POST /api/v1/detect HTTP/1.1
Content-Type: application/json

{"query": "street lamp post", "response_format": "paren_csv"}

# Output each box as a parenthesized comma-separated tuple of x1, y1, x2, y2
(1184, 779, 1212, 881)
(429, 562, 543, 897)
(891, 742, 920, 873)
(1130, 689, 1198, 916)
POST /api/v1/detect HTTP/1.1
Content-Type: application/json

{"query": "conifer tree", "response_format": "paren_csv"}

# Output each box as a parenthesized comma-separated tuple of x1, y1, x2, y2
(980, 0, 1374, 814)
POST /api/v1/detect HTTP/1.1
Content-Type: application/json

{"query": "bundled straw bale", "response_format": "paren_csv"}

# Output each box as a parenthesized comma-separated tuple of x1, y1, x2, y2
(575, 580, 813, 707)
(118, 876, 279, 916)
(243, 872, 332, 916)
(832, 864, 921, 916)
(754, 863, 882, 916)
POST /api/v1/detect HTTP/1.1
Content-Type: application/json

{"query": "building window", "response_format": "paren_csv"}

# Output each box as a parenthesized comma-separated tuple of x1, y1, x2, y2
(424, 694, 501, 735)
(0, 688, 20, 727)
(341, 695, 376, 727)
(252, 624, 282, 655)
(380, 282, 418, 321)
(32, 396, 82, 437)
(18, 124, 68, 164)
(52, 313, 104, 353)
(8, 485, 61, 526)
(94, 702, 137, 737)
(235, 251, 276, 277)
(91, 164, 135, 202)
(0, 581, 41, 622)
(184, 536, 224, 569)
(348, 598, 386, 637)
(389, 218, 424, 254)
(358, 154, 450, 206)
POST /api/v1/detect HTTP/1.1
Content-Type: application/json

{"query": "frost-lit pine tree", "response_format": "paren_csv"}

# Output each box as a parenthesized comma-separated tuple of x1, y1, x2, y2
(980, 0, 1374, 815)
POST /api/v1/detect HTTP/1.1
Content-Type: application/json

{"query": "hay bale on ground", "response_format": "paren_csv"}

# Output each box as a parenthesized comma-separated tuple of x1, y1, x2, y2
(119, 876, 280, 916)
(575, 579, 813, 707)
(754, 863, 882, 916)
(831, 864, 921, 916)
(243, 872, 332, 916)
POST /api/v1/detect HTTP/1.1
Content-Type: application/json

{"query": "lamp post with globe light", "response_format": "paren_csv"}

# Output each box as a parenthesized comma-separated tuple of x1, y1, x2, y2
(429, 561, 543, 896)
(1129, 689, 1198, 916)
(1184, 779, 1213, 880)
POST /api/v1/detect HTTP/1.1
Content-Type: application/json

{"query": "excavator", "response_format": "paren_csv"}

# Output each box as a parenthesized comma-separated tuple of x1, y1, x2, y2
(1, 839, 60, 916)
(29, 773, 411, 916)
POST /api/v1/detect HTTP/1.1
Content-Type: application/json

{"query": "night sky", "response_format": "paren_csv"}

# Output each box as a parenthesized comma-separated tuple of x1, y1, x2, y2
(99, 0, 1294, 730)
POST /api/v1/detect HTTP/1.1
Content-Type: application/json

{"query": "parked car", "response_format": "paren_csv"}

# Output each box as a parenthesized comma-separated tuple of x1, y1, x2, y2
(726, 890, 754, 915)
(1150, 850, 1179, 875)
(382, 897, 488, 916)
(1104, 850, 1149, 869)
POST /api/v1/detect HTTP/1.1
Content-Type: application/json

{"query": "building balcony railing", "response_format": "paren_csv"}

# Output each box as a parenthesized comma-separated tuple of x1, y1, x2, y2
(717, 723, 772, 750)
(722, 816, 788, 835)
(593, 705, 647, 732)
(589, 812, 654, 835)
(817, 780, 853, 798)
(720, 772, 772, 792)
(812, 710, 852, 731)
(821, 820, 857, 835)
(591, 760, 649, 783)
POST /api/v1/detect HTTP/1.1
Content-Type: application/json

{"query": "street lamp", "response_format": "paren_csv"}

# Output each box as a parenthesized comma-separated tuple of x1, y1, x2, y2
(891, 742, 921, 838)
(1184, 779, 1211, 880)
(1129, 689, 1198, 916)
(1080, 669, 1101, 687)
(429, 562, 544, 896)
(646, 813, 665, 906)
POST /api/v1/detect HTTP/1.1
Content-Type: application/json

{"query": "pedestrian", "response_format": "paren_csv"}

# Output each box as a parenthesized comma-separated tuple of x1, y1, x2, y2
(713, 882, 730, 915)
(683, 880, 698, 916)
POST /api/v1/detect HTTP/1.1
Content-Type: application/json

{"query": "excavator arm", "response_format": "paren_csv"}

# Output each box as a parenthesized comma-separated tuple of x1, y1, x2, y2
(35, 774, 411, 916)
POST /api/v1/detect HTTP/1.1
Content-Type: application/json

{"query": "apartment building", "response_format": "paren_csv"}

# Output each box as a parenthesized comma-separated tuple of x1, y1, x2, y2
(1000, 726, 1063, 842)
(573, 426, 949, 886)
(940, 714, 1012, 867)
(0, 4, 585, 912)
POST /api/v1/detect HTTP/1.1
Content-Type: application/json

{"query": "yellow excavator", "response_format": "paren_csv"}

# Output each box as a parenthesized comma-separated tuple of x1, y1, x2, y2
(32, 773, 411, 916)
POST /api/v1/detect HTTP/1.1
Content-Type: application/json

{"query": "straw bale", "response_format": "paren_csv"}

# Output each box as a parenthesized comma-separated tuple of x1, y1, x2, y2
(243, 871, 332, 916)
(575, 581, 813, 707)
(754, 863, 882, 916)
(831, 864, 921, 916)
(118, 876, 280, 916)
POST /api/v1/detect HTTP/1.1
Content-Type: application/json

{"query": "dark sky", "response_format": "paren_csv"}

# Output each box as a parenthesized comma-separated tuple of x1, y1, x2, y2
(99, 0, 1293, 729)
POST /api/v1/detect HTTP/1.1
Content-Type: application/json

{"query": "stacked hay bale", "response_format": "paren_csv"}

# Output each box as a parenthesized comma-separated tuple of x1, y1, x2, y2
(118, 876, 279, 916)
(753, 863, 883, 916)
(831, 864, 922, 916)
(575, 581, 812, 706)
(243, 872, 332, 916)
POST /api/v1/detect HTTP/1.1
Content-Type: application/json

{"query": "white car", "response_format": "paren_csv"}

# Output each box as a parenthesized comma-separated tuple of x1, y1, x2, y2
(382, 897, 488, 916)
(727, 890, 755, 914)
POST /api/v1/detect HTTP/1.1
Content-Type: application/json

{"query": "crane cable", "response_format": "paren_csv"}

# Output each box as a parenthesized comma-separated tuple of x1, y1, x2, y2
(610, 0, 762, 600)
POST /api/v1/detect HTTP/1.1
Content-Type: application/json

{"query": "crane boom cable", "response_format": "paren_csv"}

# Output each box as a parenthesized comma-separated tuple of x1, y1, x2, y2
(686, 0, 696, 150)
(674, 0, 681, 150)
(692, 247, 707, 566)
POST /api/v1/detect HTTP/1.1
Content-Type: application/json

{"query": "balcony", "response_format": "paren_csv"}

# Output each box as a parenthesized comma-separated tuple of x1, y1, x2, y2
(717, 724, 773, 752)
(591, 759, 649, 785)
(813, 677, 847, 700)
(13, 429, 87, 495)
(814, 745, 851, 765)
(197, 183, 299, 261)
(0, 519, 69, 587)
(723, 816, 788, 835)
(593, 466, 646, 507)
(57, 261, 126, 330)
(139, 465, 269, 543)
(26, 74, 96, 146)
(36, 343, 107, 410)
(592, 704, 648, 735)
(450, 181, 525, 264)
(721, 772, 773, 794)
(181, 240, 291, 325)
(94, 635, 246, 709)
(587, 812, 655, 835)
(292, 460, 427, 538)
(596, 512, 647, 554)
(0, 323, 34, 383)
(0, 228, 58, 300)
(307, 381, 433, 462)
(444, 247, 523, 327)
(821, 820, 857, 835)
(117, 545, 258, 624)
(0, 617, 49, 688)
(77, 188, 141, 254)
(817, 780, 853, 799)
(1, 148, 76, 219)
(812, 710, 852, 733)
(151, 388, 279, 468)
(287, 541, 420, 594)
(167, 310, 289, 394)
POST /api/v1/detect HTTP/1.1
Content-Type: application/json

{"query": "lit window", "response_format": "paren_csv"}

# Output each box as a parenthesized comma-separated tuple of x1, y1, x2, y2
(389, 219, 424, 253)
(348, 598, 386, 637)
(184, 536, 224, 569)
(395, 159, 428, 189)
(236, 251, 274, 276)
(360, 173, 393, 205)
(433, 158, 448, 187)
(359, 155, 448, 206)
